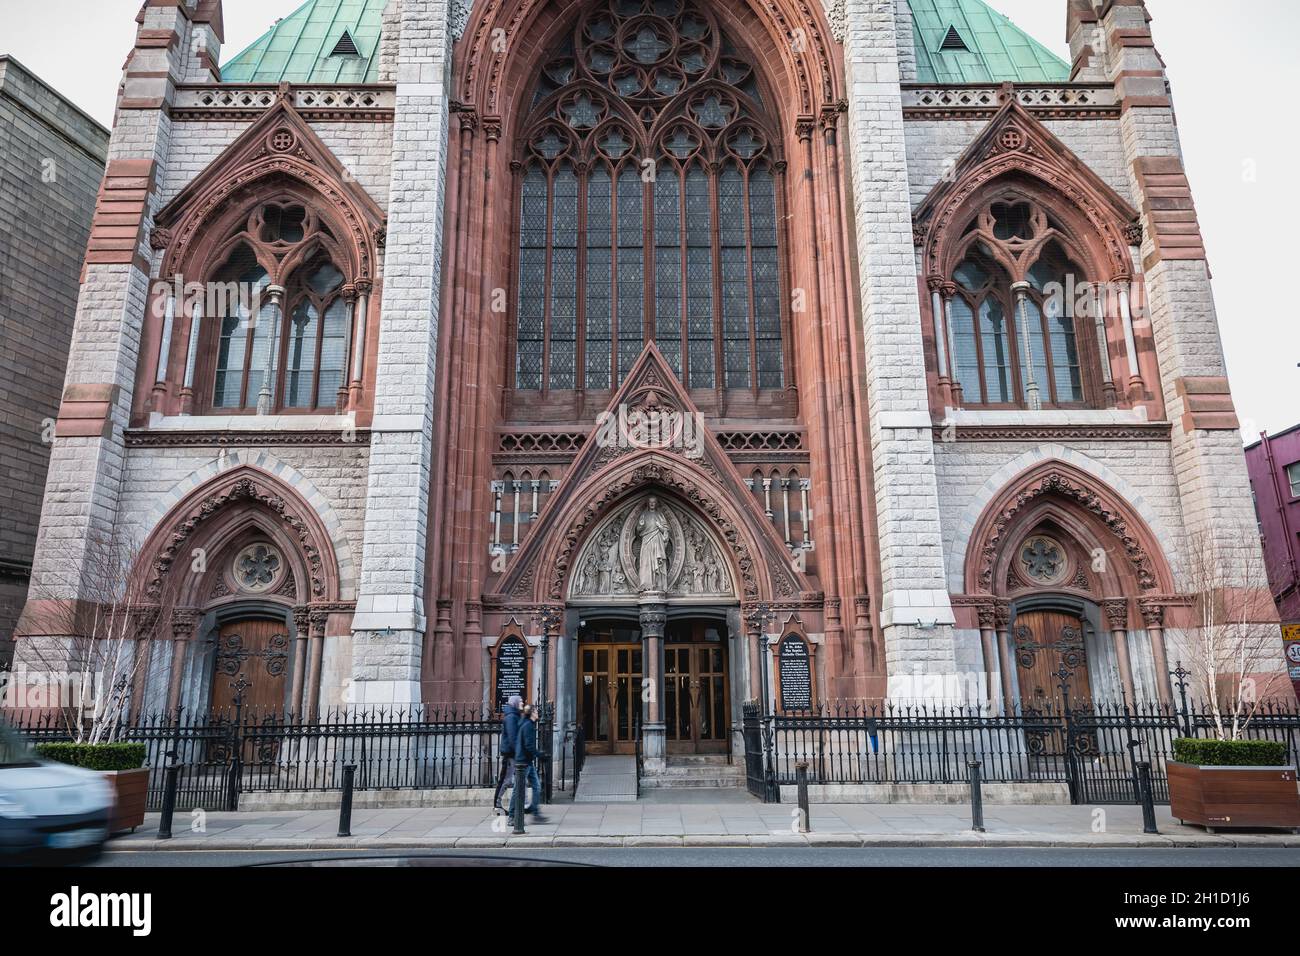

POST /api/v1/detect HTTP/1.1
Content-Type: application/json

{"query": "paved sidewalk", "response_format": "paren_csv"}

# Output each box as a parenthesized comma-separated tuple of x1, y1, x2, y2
(108, 803, 1300, 851)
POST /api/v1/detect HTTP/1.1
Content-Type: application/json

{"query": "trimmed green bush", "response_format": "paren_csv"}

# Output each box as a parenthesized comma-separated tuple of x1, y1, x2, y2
(1172, 737, 1288, 767)
(34, 742, 147, 771)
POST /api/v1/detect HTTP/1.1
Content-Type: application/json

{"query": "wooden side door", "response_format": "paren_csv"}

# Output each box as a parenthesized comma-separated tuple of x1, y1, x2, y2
(209, 618, 290, 713)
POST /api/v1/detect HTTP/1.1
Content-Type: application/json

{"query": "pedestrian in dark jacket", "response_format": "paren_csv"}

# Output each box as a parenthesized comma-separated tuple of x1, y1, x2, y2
(509, 704, 545, 819)
(492, 695, 523, 812)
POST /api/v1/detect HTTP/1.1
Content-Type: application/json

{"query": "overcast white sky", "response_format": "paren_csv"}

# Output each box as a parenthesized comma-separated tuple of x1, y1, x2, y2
(2, 0, 1296, 439)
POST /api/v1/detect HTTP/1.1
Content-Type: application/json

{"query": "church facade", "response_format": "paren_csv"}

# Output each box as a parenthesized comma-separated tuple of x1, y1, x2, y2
(14, 0, 1280, 760)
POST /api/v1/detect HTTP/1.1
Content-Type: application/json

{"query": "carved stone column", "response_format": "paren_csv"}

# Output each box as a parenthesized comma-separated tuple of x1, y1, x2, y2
(1103, 598, 1137, 704)
(291, 606, 310, 717)
(129, 606, 161, 720)
(307, 609, 329, 719)
(637, 593, 667, 773)
(994, 601, 1015, 714)
(977, 603, 999, 712)
(1139, 600, 1171, 704)
(167, 609, 199, 715)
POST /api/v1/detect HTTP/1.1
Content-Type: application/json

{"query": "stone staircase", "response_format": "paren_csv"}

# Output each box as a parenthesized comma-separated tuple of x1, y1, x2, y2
(639, 755, 747, 791)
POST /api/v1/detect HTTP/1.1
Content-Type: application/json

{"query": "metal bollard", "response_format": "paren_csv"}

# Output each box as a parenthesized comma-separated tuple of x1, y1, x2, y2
(968, 759, 985, 833)
(512, 761, 527, 834)
(795, 761, 811, 833)
(157, 764, 181, 840)
(1137, 761, 1160, 834)
(338, 764, 356, 837)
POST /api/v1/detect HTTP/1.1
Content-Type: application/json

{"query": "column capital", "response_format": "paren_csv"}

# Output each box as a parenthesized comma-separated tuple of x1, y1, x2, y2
(1102, 598, 1130, 629)
(1138, 599, 1165, 628)
(637, 595, 668, 639)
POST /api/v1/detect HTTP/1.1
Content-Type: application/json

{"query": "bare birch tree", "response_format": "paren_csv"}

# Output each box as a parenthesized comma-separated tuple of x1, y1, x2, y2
(1173, 528, 1286, 740)
(13, 531, 168, 744)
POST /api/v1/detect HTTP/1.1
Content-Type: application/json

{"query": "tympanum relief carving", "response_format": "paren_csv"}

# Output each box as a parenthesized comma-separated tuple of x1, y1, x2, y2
(569, 495, 734, 601)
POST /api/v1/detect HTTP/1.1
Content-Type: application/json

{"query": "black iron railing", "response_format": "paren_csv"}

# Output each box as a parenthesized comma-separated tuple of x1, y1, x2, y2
(6, 705, 501, 811)
(752, 698, 1300, 804)
(11, 696, 1297, 809)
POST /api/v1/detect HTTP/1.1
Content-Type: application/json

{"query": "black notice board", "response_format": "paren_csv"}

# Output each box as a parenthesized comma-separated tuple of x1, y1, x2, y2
(778, 636, 812, 711)
(494, 636, 528, 712)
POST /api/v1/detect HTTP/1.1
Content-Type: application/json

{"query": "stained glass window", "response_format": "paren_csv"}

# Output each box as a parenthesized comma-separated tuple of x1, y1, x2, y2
(945, 201, 1092, 408)
(512, 0, 786, 393)
(211, 232, 350, 413)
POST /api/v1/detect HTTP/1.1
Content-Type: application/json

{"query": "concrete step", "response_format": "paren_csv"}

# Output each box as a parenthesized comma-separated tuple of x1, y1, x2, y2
(641, 756, 746, 790)
(664, 755, 740, 767)
(648, 766, 746, 779)
(639, 776, 747, 790)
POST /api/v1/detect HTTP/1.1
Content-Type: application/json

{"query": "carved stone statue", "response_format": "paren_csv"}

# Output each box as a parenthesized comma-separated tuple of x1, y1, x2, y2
(635, 496, 670, 592)
(567, 493, 733, 600)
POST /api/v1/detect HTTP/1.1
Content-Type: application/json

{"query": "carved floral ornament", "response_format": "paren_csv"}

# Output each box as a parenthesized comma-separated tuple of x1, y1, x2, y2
(975, 470, 1160, 595)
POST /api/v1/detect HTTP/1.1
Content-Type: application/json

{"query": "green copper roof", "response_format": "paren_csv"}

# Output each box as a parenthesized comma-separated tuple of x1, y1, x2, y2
(909, 0, 1070, 85)
(221, 0, 386, 84)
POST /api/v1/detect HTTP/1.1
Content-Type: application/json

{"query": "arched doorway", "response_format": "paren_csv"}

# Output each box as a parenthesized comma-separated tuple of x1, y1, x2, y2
(576, 613, 731, 755)
(963, 463, 1178, 710)
(566, 490, 742, 761)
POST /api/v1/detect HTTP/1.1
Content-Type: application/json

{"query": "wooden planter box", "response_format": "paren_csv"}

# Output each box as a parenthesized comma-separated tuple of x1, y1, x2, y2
(103, 768, 150, 835)
(1168, 762, 1300, 832)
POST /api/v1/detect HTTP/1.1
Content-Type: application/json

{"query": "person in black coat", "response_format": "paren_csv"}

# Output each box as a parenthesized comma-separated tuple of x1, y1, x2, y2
(510, 704, 546, 819)
(492, 695, 523, 812)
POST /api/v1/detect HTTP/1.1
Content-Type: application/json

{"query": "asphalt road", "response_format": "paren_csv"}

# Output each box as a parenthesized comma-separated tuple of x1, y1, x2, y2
(88, 846, 1300, 867)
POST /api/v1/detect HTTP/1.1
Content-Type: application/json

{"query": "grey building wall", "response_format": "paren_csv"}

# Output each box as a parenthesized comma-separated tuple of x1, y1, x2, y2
(0, 56, 109, 663)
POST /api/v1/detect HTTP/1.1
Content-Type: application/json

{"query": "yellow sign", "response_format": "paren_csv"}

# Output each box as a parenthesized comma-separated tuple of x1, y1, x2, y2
(1285, 623, 1300, 644)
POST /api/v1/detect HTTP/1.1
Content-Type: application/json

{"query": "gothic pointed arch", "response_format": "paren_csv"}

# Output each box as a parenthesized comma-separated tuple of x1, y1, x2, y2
(134, 465, 343, 609)
(494, 343, 813, 603)
(914, 100, 1140, 283)
(457, 0, 841, 120)
(140, 96, 388, 420)
(962, 459, 1176, 600)
(152, 95, 386, 283)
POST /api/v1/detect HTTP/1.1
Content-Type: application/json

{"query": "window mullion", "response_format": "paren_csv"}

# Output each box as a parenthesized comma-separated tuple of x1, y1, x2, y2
(313, 293, 328, 410)
(542, 168, 555, 396)
(576, 165, 587, 392)
(742, 167, 758, 396)
(970, 292, 988, 405)
(710, 167, 723, 396)
(678, 165, 689, 386)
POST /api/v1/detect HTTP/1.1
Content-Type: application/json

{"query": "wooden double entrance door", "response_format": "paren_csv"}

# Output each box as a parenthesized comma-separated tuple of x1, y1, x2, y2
(578, 619, 730, 755)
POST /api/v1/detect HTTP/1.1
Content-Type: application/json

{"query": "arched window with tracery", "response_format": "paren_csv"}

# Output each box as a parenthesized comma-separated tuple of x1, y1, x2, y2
(202, 201, 354, 413)
(511, 0, 787, 394)
(941, 196, 1102, 410)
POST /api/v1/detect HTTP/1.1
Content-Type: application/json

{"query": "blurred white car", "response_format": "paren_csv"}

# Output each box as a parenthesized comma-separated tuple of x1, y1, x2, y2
(0, 721, 115, 863)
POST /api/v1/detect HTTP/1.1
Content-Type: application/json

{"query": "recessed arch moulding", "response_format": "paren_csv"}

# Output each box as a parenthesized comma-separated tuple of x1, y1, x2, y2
(432, 0, 886, 704)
